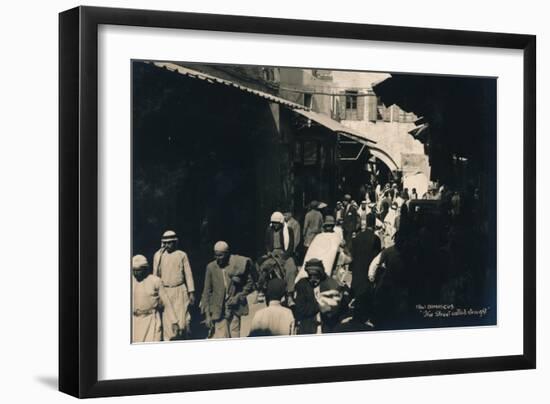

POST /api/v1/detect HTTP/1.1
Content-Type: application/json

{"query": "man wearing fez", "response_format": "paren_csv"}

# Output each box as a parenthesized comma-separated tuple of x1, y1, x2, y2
(132, 255, 179, 342)
(201, 241, 254, 339)
(153, 230, 195, 340)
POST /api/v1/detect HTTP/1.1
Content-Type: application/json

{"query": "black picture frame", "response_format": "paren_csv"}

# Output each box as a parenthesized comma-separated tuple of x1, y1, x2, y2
(59, 5, 536, 398)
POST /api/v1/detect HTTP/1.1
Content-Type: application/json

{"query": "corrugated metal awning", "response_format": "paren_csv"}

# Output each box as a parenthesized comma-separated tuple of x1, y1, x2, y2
(150, 62, 309, 110)
(293, 110, 399, 170)
(292, 109, 377, 145)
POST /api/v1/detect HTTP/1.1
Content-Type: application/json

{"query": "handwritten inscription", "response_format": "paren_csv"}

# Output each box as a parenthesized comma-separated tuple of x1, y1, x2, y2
(415, 304, 489, 319)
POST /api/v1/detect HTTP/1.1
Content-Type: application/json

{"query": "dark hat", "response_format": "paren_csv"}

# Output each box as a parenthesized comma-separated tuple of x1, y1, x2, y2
(305, 258, 325, 275)
(320, 277, 339, 293)
(266, 278, 286, 302)
(323, 215, 336, 226)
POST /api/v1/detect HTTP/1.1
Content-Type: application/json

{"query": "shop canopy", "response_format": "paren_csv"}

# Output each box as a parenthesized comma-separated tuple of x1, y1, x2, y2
(149, 62, 396, 166)
(150, 62, 308, 110)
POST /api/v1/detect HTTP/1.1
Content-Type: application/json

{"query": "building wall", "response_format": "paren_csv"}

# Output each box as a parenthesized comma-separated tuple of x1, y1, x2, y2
(278, 68, 430, 190)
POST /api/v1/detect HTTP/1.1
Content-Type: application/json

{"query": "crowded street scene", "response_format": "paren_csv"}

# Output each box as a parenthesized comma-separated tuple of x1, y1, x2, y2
(131, 61, 496, 342)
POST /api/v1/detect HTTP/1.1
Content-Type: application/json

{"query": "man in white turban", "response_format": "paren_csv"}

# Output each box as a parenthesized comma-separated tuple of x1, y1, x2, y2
(132, 255, 179, 342)
(152, 230, 195, 340)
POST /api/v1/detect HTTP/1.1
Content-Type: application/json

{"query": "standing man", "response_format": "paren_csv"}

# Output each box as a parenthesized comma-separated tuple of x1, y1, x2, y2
(303, 201, 323, 255)
(357, 200, 369, 232)
(343, 201, 360, 244)
(153, 230, 195, 341)
(383, 202, 400, 248)
(264, 211, 298, 304)
(350, 213, 382, 324)
(323, 215, 352, 285)
(283, 210, 301, 255)
(342, 194, 353, 215)
(132, 255, 179, 342)
(201, 241, 254, 339)
(334, 201, 344, 222)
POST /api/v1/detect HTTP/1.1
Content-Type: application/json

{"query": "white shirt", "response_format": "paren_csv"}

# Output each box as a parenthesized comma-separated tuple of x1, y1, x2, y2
(249, 301, 295, 336)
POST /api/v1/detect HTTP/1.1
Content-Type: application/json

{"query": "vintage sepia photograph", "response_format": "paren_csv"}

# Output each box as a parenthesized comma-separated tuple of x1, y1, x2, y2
(131, 60, 497, 343)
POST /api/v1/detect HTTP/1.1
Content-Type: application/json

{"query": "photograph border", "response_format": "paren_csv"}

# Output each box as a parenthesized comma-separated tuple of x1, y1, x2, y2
(59, 6, 536, 398)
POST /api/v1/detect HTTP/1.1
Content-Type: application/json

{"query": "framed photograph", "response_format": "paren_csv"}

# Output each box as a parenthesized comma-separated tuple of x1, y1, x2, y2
(59, 6, 536, 398)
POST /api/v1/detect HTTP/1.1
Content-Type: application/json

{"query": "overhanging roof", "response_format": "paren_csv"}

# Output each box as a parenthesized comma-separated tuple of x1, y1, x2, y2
(292, 109, 377, 145)
(150, 62, 308, 110)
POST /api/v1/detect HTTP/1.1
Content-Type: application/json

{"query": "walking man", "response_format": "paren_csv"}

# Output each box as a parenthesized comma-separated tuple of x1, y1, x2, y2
(153, 230, 195, 340)
(350, 213, 381, 324)
(201, 241, 254, 339)
(132, 255, 179, 342)
(263, 211, 299, 305)
(303, 201, 323, 255)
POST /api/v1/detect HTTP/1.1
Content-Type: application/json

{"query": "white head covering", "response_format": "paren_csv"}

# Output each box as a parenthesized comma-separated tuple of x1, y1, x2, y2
(161, 230, 178, 242)
(213, 241, 230, 252)
(270, 211, 284, 224)
(132, 254, 149, 270)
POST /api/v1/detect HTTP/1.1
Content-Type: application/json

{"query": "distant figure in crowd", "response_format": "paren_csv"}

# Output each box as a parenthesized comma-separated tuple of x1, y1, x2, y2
(201, 241, 254, 338)
(153, 230, 195, 340)
(350, 213, 381, 324)
(379, 191, 391, 220)
(264, 211, 299, 302)
(375, 183, 382, 202)
(411, 188, 418, 200)
(284, 210, 301, 254)
(249, 278, 295, 337)
(342, 194, 353, 215)
(323, 215, 352, 287)
(383, 202, 400, 248)
(132, 255, 179, 342)
(395, 191, 406, 209)
(334, 218, 345, 243)
(451, 191, 462, 218)
(317, 201, 328, 217)
(334, 201, 344, 222)
(303, 201, 323, 254)
(357, 200, 369, 232)
(343, 200, 360, 243)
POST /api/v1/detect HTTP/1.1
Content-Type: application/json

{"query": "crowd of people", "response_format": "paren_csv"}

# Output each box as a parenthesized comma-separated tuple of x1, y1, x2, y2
(132, 179, 489, 342)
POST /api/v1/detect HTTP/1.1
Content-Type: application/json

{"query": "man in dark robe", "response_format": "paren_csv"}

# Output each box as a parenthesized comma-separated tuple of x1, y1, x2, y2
(350, 213, 381, 323)
(260, 211, 298, 305)
(293, 259, 325, 334)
